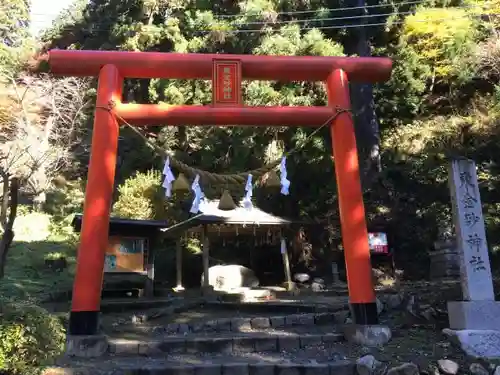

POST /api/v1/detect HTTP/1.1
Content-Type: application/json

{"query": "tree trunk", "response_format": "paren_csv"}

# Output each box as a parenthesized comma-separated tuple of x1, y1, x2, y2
(0, 174, 9, 230)
(345, 0, 381, 190)
(0, 177, 19, 280)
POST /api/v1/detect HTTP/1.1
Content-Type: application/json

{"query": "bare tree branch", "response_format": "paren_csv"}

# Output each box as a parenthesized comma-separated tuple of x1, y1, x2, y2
(0, 72, 91, 276)
(476, 37, 500, 80)
(0, 72, 91, 197)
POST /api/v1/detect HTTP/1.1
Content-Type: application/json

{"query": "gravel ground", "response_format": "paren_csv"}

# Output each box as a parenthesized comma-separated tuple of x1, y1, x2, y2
(51, 279, 500, 374)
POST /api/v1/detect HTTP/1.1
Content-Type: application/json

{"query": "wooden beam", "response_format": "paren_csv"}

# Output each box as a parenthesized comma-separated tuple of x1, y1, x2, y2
(174, 238, 184, 291)
(202, 225, 210, 290)
(43, 50, 392, 83)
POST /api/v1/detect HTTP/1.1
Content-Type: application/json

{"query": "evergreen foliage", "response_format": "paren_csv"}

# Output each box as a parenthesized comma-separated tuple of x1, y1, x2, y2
(1, 0, 500, 285)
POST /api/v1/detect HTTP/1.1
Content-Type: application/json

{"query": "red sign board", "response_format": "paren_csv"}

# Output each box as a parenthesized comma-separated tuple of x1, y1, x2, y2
(212, 59, 242, 106)
(368, 232, 389, 254)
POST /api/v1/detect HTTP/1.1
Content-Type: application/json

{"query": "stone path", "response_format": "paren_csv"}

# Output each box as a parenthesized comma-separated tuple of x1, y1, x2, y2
(108, 328, 344, 356)
(110, 311, 345, 336)
(106, 311, 347, 355)
(46, 303, 356, 375)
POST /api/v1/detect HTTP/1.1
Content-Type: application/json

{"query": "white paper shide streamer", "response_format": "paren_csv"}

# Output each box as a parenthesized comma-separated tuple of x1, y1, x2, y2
(162, 157, 176, 197)
(280, 156, 290, 195)
(190, 174, 204, 214)
(280, 238, 287, 254)
(243, 174, 253, 210)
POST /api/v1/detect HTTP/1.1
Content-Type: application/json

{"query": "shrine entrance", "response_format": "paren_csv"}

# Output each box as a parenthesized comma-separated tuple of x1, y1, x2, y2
(39, 50, 392, 336)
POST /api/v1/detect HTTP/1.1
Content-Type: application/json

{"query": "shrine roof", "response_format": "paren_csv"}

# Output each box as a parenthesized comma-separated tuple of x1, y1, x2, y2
(71, 200, 310, 239)
(161, 200, 308, 237)
(71, 214, 168, 237)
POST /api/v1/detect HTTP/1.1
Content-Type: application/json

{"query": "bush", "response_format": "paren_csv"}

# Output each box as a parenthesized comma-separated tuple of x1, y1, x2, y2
(112, 170, 166, 220)
(12, 211, 52, 242)
(43, 252, 66, 261)
(112, 169, 195, 224)
(43, 179, 85, 222)
(0, 298, 65, 375)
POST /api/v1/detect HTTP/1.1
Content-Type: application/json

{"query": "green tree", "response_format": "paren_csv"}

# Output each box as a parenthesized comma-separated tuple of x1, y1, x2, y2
(112, 170, 166, 220)
(400, 7, 479, 86)
(0, 0, 32, 75)
(39, 0, 500, 275)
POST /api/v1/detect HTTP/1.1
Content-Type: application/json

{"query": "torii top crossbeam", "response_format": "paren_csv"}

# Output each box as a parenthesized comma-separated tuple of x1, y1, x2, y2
(40, 50, 392, 82)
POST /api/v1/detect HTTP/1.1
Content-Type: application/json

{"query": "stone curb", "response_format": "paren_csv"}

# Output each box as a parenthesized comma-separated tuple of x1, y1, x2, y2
(43, 360, 355, 375)
(148, 312, 342, 334)
(109, 332, 344, 355)
(204, 301, 333, 313)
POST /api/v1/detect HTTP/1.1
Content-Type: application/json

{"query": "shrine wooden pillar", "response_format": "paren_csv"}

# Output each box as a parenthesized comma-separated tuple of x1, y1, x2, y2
(202, 225, 210, 291)
(174, 238, 184, 291)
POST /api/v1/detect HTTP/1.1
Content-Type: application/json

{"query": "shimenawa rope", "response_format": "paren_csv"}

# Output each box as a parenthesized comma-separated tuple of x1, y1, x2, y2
(96, 102, 351, 186)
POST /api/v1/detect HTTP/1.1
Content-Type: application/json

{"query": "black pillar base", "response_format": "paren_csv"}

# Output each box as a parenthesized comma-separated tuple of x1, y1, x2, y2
(350, 302, 379, 325)
(68, 311, 100, 335)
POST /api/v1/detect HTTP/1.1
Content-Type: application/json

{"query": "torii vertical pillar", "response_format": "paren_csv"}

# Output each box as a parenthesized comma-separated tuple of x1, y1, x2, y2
(327, 69, 377, 324)
(68, 65, 122, 336)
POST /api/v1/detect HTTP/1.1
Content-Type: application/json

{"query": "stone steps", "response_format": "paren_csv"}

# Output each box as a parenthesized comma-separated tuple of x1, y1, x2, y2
(109, 330, 345, 356)
(58, 301, 355, 374)
(130, 311, 343, 335)
(100, 296, 343, 315)
(45, 353, 355, 375)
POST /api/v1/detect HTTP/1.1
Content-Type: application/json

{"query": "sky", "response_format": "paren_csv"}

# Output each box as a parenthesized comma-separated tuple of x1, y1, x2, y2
(30, 0, 76, 36)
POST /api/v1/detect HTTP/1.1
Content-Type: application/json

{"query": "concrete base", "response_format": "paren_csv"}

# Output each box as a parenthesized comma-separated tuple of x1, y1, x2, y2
(66, 334, 108, 357)
(343, 324, 392, 347)
(284, 281, 297, 291)
(201, 285, 215, 295)
(448, 300, 500, 330)
(240, 288, 275, 302)
(443, 328, 500, 359)
(42, 367, 91, 375)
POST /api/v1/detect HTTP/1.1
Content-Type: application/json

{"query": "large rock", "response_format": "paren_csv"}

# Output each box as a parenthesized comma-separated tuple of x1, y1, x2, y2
(343, 324, 392, 347)
(66, 334, 108, 357)
(356, 355, 388, 375)
(294, 273, 310, 283)
(437, 359, 459, 375)
(387, 363, 419, 375)
(469, 363, 489, 375)
(201, 265, 259, 291)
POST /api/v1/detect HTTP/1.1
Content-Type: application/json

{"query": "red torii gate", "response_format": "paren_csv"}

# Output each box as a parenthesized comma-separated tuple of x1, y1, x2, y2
(39, 50, 392, 336)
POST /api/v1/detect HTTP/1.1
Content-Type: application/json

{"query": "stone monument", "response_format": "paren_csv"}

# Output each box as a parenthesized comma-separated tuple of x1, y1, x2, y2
(331, 262, 341, 284)
(430, 226, 460, 280)
(444, 157, 500, 358)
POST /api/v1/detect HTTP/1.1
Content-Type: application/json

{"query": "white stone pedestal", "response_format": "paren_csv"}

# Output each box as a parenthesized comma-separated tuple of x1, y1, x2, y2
(443, 328, 500, 359)
(448, 301, 500, 330)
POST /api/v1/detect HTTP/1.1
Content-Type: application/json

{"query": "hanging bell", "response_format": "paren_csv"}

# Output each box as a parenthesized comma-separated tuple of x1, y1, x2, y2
(172, 173, 190, 192)
(218, 190, 237, 211)
(264, 170, 281, 188)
